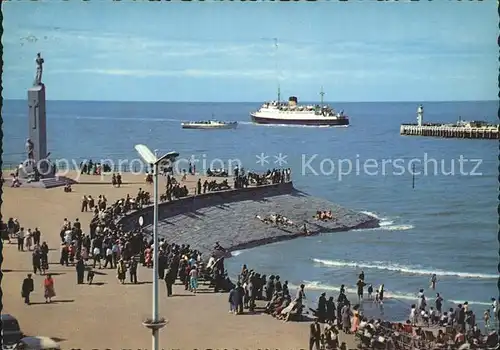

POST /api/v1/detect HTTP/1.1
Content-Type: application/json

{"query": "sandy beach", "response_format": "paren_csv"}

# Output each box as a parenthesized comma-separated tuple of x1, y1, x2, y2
(2, 171, 358, 349)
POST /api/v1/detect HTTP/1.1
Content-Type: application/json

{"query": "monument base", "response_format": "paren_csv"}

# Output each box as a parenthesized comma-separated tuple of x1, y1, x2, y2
(17, 159, 54, 180)
(6, 175, 78, 189)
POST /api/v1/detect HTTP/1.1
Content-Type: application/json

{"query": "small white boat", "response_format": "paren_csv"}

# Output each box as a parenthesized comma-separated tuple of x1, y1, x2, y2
(181, 120, 238, 130)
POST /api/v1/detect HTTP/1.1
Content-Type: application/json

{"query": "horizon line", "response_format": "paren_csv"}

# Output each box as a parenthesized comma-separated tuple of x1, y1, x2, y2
(3, 99, 498, 104)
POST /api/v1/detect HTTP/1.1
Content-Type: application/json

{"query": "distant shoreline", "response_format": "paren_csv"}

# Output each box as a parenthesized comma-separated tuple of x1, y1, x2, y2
(3, 99, 496, 104)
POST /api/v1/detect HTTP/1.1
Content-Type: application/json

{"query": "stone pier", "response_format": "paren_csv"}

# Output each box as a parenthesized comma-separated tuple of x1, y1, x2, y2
(117, 182, 380, 256)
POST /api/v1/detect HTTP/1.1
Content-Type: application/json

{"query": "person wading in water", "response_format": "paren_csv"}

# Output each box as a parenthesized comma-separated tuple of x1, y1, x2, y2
(430, 274, 437, 290)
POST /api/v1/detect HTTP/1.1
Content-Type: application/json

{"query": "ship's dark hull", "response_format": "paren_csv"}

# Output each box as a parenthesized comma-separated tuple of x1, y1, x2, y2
(251, 114, 349, 126)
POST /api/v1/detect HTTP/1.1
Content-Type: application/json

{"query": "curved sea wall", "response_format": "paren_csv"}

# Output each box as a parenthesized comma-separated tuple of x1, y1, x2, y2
(118, 181, 295, 231)
(117, 182, 379, 255)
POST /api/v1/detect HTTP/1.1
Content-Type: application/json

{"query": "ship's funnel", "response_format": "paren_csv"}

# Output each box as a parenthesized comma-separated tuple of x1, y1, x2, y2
(288, 96, 298, 107)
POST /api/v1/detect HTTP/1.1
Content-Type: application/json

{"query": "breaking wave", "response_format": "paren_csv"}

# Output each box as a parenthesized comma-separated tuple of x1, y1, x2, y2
(300, 281, 490, 306)
(359, 211, 414, 232)
(312, 258, 498, 280)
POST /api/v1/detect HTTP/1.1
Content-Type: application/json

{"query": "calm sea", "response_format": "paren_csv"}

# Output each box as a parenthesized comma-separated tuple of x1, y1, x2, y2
(3, 99, 498, 322)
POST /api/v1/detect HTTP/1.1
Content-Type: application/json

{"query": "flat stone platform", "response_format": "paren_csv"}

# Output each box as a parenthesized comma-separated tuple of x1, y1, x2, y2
(119, 182, 379, 256)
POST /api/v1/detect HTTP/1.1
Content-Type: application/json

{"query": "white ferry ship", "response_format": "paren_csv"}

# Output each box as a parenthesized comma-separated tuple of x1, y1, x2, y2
(250, 90, 349, 127)
(181, 120, 238, 130)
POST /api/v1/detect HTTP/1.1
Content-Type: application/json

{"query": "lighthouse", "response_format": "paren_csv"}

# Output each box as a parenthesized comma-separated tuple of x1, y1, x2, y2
(417, 104, 424, 126)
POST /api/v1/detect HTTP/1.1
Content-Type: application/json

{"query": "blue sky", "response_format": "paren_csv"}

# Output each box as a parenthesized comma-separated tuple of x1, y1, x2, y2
(3, 1, 497, 102)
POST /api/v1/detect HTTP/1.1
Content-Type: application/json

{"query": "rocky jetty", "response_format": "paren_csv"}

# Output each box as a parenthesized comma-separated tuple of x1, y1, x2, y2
(117, 182, 379, 256)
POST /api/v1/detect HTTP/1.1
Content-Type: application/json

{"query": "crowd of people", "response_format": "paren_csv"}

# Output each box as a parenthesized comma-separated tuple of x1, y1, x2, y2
(246, 168, 291, 186)
(256, 213, 296, 227)
(315, 210, 335, 221)
(222, 263, 500, 350)
(111, 173, 123, 187)
(79, 160, 112, 175)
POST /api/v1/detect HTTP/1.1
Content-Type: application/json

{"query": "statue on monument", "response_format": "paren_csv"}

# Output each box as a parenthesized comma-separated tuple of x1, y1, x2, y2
(33, 52, 44, 86)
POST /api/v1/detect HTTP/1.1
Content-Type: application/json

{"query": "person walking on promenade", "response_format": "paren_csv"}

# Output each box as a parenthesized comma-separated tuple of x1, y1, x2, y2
(25, 229, 32, 251)
(92, 246, 102, 269)
(116, 259, 126, 284)
(43, 274, 56, 303)
(21, 273, 34, 305)
(228, 286, 237, 314)
(235, 282, 245, 314)
(87, 267, 95, 285)
(76, 258, 85, 284)
(189, 265, 199, 294)
(129, 259, 138, 284)
(32, 248, 42, 275)
(32, 227, 41, 246)
(17, 227, 25, 251)
(40, 241, 49, 275)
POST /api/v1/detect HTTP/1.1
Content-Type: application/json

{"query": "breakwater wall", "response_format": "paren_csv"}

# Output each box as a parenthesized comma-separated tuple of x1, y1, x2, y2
(117, 182, 380, 255)
(400, 124, 499, 139)
(117, 182, 295, 231)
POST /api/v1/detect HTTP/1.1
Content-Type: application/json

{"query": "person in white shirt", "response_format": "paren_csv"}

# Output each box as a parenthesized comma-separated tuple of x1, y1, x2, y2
(93, 246, 101, 269)
(206, 255, 216, 270)
(64, 230, 72, 245)
(410, 304, 417, 325)
(492, 298, 499, 326)
(104, 247, 113, 268)
(17, 227, 25, 251)
(25, 229, 33, 251)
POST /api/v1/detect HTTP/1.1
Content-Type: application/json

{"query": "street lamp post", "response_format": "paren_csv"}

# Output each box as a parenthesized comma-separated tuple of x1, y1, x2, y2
(135, 144, 178, 350)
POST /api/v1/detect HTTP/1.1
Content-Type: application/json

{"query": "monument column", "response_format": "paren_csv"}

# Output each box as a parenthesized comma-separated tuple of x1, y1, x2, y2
(27, 52, 47, 169)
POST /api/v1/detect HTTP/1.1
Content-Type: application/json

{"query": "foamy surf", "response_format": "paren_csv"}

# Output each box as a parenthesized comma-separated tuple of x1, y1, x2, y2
(299, 281, 490, 306)
(231, 250, 243, 257)
(312, 258, 498, 279)
(359, 211, 414, 232)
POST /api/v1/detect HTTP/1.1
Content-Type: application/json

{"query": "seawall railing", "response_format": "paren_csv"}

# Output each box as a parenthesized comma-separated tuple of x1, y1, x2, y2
(1, 161, 147, 173)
